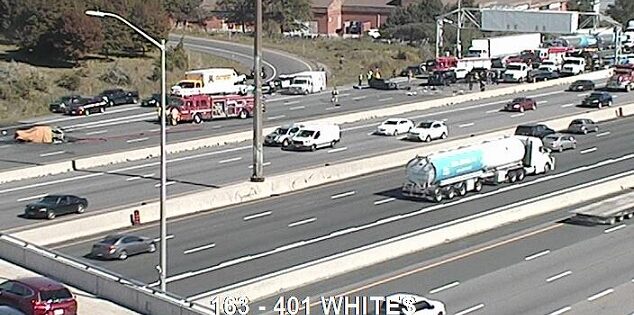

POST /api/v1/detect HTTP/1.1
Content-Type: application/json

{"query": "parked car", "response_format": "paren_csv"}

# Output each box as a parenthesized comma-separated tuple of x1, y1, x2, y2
(284, 124, 341, 151)
(428, 70, 457, 86)
(99, 88, 139, 106)
(24, 195, 88, 220)
(369, 78, 399, 90)
(407, 120, 448, 142)
(528, 69, 560, 82)
(141, 93, 161, 107)
(49, 95, 81, 113)
(90, 234, 156, 260)
(379, 293, 445, 315)
(514, 123, 555, 139)
(0, 305, 24, 315)
(375, 118, 414, 136)
(568, 80, 595, 91)
(543, 133, 577, 152)
(265, 123, 304, 147)
(0, 277, 77, 315)
(581, 91, 613, 108)
(567, 118, 599, 134)
(504, 97, 537, 112)
(65, 97, 107, 116)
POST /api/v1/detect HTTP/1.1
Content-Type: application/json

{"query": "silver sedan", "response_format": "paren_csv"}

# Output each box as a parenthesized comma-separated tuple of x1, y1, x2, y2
(543, 133, 577, 152)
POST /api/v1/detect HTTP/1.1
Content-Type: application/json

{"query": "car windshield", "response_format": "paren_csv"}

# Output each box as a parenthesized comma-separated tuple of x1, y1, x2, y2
(590, 93, 602, 97)
(39, 288, 72, 302)
(297, 130, 315, 137)
(417, 122, 433, 128)
(383, 120, 398, 125)
(275, 128, 289, 135)
(506, 65, 523, 71)
(177, 82, 196, 89)
(538, 67, 551, 71)
(168, 97, 183, 107)
(515, 126, 533, 134)
(565, 59, 582, 65)
(40, 196, 59, 204)
(512, 98, 524, 103)
(293, 79, 308, 85)
(570, 119, 584, 125)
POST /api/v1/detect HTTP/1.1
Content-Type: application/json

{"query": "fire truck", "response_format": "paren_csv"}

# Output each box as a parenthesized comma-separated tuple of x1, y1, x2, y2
(164, 94, 255, 125)
(607, 64, 634, 92)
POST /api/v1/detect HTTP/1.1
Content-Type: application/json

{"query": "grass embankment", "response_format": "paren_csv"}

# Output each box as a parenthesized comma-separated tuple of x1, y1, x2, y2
(174, 30, 431, 86)
(0, 44, 248, 124)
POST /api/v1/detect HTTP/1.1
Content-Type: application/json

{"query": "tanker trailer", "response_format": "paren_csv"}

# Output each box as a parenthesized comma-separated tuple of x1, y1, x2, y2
(402, 136, 554, 202)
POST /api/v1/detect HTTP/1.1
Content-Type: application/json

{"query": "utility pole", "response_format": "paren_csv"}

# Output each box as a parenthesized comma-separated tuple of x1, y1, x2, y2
(251, 0, 265, 182)
(456, 0, 462, 58)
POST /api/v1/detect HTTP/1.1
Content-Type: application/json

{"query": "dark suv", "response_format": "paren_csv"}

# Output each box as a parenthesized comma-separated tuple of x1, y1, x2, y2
(99, 88, 139, 106)
(581, 91, 613, 108)
(0, 277, 77, 315)
(514, 124, 555, 139)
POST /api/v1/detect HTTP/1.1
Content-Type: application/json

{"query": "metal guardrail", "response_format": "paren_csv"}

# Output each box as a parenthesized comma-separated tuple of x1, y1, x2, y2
(0, 233, 213, 315)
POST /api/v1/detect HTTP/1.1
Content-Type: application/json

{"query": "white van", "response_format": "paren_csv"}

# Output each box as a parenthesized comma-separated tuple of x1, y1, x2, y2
(265, 123, 305, 147)
(287, 71, 327, 95)
(285, 124, 341, 151)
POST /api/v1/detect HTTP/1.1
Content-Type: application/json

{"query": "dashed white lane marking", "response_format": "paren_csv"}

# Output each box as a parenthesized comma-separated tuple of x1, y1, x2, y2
(525, 249, 550, 261)
(537, 101, 548, 104)
(184, 243, 216, 255)
(243, 211, 272, 221)
(580, 147, 597, 154)
(587, 288, 614, 301)
(331, 191, 356, 200)
(577, 93, 589, 97)
(85, 129, 108, 135)
(547, 306, 572, 315)
(288, 217, 316, 228)
(17, 193, 48, 202)
(546, 270, 572, 282)
(248, 162, 271, 169)
(219, 157, 243, 164)
(40, 151, 65, 157)
(604, 224, 626, 233)
(328, 147, 348, 153)
(429, 281, 460, 294)
(353, 96, 367, 100)
(485, 109, 500, 114)
(153, 234, 174, 242)
(596, 131, 610, 137)
(154, 181, 175, 187)
(454, 303, 485, 315)
(289, 106, 305, 110)
(374, 197, 395, 205)
(126, 173, 154, 181)
(511, 113, 525, 118)
(379, 97, 393, 102)
(267, 115, 286, 120)
(561, 103, 575, 108)
(459, 122, 475, 128)
(126, 137, 149, 143)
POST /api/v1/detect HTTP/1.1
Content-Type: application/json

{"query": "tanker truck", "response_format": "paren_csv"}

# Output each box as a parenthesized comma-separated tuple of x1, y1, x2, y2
(402, 136, 555, 202)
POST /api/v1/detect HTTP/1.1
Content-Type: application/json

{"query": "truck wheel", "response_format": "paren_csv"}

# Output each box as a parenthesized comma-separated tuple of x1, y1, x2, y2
(508, 172, 517, 183)
(193, 114, 203, 124)
(303, 90, 309, 95)
(474, 180, 483, 192)
(457, 183, 467, 196)
(330, 141, 336, 148)
(432, 189, 443, 202)
(425, 135, 432, 142)
(544, 163, 551, 173)
(517, 170, 526, 181)
(282, 139, 290, 147)
(607, 217, 616, 225)
(239, 111, 248, 119)
(446, 188, 455, 200)
(625, 213, 633, 219)
(100, 107, 106, 113)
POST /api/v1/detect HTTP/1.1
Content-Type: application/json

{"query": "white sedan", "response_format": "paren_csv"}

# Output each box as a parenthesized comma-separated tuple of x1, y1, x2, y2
(407, 120, 448, 142)
(379, 293, 446, 315)
(376, 118, 414, 136)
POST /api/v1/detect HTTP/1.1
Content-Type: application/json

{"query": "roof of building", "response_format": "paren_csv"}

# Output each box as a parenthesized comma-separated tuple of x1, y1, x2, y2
(441, 0, 564, 7)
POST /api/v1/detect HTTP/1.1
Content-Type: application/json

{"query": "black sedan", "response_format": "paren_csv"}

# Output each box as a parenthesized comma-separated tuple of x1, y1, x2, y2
(581, 91, 613, 108)
(369, 78, 399, 90)
(568, 80, 595, 91)
(529, 69, 560, 82)
(24, 195, 88, 220)
(141, 93, 161, 107)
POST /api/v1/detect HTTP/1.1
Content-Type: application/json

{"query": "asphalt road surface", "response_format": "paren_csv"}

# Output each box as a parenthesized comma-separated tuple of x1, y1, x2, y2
(52, 117, 634, 301)
(0, 82, 624, 231)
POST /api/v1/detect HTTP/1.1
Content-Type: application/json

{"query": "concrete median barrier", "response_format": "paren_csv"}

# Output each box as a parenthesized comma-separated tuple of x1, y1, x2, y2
(0, 70, 611, 183)
(0, 161, 73, 184)
(12, 103, 633, 246)
(196, 173, 634, 305)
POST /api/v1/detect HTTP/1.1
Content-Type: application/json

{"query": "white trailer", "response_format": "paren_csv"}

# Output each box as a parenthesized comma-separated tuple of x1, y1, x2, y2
(287, 71, 327, 95)
(571, 192, 634, 225)
(402, 136, 554, 202)
(468, 33, 541, 59)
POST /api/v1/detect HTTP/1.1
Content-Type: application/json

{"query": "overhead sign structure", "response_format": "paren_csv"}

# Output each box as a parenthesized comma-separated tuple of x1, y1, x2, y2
(481, 9, 580, 34)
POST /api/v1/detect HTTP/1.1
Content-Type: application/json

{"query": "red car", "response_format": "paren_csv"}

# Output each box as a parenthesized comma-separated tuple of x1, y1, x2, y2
(504, 97, 537, 112)
(0, 277, 77, 315)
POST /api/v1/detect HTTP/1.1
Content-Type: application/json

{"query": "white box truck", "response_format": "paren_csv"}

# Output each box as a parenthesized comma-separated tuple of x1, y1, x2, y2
(284, 124, 341, 151)
(287, 71, 327, 95)
(402, 136, 554, 202)
(467, 33, 541, 59)
(171, 68, 249, 96)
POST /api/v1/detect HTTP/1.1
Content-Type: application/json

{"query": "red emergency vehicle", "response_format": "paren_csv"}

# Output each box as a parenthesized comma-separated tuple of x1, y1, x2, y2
(165, 94, 255, 125)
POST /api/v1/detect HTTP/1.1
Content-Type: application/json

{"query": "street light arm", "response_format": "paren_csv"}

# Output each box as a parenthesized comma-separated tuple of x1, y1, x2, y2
(85, 10, 164, 50)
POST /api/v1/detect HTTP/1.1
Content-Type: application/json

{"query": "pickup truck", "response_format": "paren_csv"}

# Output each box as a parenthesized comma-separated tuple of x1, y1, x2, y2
(99, 89, 139, 107)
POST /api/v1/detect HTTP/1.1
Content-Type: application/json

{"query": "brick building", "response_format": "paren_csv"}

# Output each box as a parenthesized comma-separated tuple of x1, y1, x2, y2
(312, 0, 394, 35)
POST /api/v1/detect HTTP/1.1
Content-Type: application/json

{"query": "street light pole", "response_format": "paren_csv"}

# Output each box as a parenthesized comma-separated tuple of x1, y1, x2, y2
(85, 10, 169, 292)
(251, 0, 265, 182)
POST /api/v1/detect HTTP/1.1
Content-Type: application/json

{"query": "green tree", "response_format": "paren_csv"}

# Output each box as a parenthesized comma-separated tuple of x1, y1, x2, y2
(217, 0, 254, 32)
(382, 0, 444, 42)
(50, 10, 104, 61)
(607, 0, 634, 25)
(265, 0, 312, 33)
(129, 0, 171, 53)
(149, 37, 189, 81)
(164, 0, 203, 25)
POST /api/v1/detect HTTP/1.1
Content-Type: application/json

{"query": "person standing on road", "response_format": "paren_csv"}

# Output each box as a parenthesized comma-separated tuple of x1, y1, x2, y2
(358, 74, 363, 87)
(407, 70, 413, 85)
(331, 86, 340, 106)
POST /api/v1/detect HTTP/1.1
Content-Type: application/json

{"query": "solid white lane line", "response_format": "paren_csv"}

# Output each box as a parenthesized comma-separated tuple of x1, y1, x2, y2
(126, 176, 141, 181)
(374, 197, 395, 205)
(243, 211, 272, 221)
(580, 147, 597, 154)
(546, 270, 572, 282)
(219, 157, 243, 164)
(577, 93, 589, 97)
(153, 235, 174, 242)
(353, 96, 367, 100)
(154, 181, 175, 187)
(454, 303, 485, 315)
(429, 281, 460, 294)
(126, 137, 149, 143)
(485, 109, 500, 113)
(547, 306, 572, 315)
(587, 288, 614, 301)
(39, 151, 65, 157)
(142, 173, 155, 178)
(248, 162, 271, 169)
(459, 122, 474, 128)
(0, 173, 104, 195)
(529, 91, 561, 98)
(289, 106, 305, 110)
(288, 217, 316, 228)
(561, 103, 575, 108)
(285, 100, 300, 105)
(17, 193, 48, 202)
(511, 113, 525, 118)
(379, 97, 393, 102)
(85, 130, 108, 135)
(184, 243, 216, 255)
(328, 147, 348, 153)
(331, 191, 356, 200)
(596, 131, 610, 137)
(604, 224, 626, 233)
(267, 115, 286, 120)
(525, 249, 550, 261)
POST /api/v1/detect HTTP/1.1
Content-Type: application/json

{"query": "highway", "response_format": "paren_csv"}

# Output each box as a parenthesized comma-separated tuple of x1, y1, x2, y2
(0, 81, 623, 231)
(256, 194, 634, 315)
(52, 116, 634, 300)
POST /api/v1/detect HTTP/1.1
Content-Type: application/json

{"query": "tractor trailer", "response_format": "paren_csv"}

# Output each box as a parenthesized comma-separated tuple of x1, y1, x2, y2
(402, 136, 555, 202)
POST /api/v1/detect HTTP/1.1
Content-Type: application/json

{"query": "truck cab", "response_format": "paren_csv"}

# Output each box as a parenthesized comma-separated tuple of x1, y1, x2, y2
(607, 64, 634, 91)
(503, 63, 529, 83)
(561, 57, 586, 76)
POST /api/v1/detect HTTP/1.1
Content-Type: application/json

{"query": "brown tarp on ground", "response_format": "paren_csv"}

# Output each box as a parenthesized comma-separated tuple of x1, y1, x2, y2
(15, 126, 53, 143)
